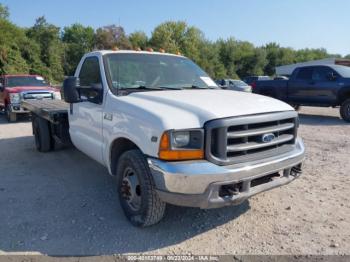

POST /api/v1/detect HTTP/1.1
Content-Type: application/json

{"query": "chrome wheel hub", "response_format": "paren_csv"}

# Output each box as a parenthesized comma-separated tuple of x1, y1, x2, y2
(121, 167, 141, 211)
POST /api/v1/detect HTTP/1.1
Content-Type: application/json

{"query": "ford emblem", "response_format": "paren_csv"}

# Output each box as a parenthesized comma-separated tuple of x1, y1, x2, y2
(262, 133, 275, 143)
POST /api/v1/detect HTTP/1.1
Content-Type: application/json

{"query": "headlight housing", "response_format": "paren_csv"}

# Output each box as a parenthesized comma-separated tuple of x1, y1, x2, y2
(9, 93, 21, 103)
(53, 91, 62, 100)
(159, 129, 204, 160)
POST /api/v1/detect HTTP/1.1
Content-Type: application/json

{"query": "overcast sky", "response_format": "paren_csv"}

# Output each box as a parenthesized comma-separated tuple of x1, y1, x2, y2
(2, 0, 350, 56)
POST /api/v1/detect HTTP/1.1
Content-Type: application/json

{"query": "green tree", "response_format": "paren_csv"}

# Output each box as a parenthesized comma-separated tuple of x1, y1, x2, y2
(217, 38, 238, 78)
(263, 43, 296, 75)
(295, 48, 329, 63)
(62, 23, 95, 75)
(197, 41, 226, 79)
(27, 16, 64, 82)
(0, 18, 29, 74)
(218, 38, 267, 78)
(95, 25, 131, 50)
(129, 31, 148, 50)
(0, 14, 344, 84)
(0, 3, 9, 20)
(150, 21, 204, 60)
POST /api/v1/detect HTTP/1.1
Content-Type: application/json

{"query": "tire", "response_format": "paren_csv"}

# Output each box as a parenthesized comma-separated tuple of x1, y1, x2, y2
(33, 116, 53, 152)
(340, 99, 350, 122)
(5, 105, 17, 122)
(116, 149, 166, 227)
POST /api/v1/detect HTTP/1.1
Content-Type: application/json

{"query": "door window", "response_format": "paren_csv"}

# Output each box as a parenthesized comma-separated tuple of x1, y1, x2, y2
(312, 67, 337, 81)
(78, 57, 103, 103)
(79, 57, 102, 86)
(295, 68, 313, 81)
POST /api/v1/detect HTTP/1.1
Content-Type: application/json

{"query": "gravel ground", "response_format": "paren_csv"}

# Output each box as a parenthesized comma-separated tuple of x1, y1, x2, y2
(0, 106, 349, 256)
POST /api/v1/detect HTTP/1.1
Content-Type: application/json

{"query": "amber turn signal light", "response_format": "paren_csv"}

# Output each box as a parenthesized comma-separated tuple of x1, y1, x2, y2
(158, 132, 204, 161)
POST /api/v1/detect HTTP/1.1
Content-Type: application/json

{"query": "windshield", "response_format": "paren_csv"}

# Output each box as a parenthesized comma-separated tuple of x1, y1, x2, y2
(259, 76, 271, 80)
(231, 80, 249, 86)
(104, 53, 218, 93)
(334, 66, 350, 78)
(6, 76, 48, 87)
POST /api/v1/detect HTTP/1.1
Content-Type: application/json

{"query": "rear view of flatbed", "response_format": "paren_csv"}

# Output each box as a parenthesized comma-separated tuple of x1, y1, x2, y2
(22, 100, 71, 152)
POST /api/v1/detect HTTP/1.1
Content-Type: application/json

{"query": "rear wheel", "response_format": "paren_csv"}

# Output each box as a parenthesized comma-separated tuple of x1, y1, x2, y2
(5, 105, 17, 122)
(340, 99, 350, 122)
(117, 149, 166, 227)
(33, 117, 54, 152)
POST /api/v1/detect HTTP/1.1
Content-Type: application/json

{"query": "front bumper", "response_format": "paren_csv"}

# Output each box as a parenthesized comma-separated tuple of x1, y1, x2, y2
(148, 137, 305, 209)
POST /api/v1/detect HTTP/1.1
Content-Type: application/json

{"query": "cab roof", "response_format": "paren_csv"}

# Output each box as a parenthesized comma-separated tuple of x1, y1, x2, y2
(86, 50, 185, 58)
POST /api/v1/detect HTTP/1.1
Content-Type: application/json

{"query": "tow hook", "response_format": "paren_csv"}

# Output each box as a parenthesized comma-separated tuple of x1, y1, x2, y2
(291, 164, 302, 176)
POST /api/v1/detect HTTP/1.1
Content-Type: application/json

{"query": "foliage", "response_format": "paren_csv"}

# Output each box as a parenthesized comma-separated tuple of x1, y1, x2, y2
(62, 23, 95, 75)
(0, 3, 348, 83)
(26, 16, 64, 82)
(95, 25, 131, 50)
(0, 3, 8, 19)
(150, 21, 203, 60)
(129, 31, 149, 50)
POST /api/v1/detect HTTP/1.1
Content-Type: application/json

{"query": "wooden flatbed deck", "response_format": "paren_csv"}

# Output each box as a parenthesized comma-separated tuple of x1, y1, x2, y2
(22, 100, 69, 123)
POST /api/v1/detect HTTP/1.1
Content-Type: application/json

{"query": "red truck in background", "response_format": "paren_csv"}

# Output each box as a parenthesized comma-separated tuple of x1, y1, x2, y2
(0, 74, 61, 122)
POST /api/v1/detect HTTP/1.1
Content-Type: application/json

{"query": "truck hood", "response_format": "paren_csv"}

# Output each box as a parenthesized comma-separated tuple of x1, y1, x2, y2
(121, 89, 294, 129)
(6, 86, 56, 93)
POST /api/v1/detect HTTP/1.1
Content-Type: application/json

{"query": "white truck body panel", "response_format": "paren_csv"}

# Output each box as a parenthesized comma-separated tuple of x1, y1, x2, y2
(68, 50, 297, 173)
(25, 50, 305, 220)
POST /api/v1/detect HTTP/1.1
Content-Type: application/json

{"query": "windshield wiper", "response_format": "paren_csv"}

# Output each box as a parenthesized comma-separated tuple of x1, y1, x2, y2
(154, 86, 183, 90)
(182, 85, 217, 89)
(119, 85, 183, 90)
(119, 85, 163, 90)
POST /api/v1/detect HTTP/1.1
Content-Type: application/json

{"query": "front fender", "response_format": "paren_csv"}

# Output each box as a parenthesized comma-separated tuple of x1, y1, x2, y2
(337, 86, 350, 104)
(103, 116, 163, 175)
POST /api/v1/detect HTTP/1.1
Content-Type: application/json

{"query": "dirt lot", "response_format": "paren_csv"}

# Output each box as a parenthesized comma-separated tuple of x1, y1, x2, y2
(0, 106, 349, 256)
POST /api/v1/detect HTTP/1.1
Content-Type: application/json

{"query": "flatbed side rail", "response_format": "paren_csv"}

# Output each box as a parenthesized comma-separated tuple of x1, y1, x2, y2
(21, 100, 69, 124)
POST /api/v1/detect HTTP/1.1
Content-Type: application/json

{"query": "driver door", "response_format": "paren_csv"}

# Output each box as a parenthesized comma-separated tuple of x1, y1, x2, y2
(69, 56, 105, 164)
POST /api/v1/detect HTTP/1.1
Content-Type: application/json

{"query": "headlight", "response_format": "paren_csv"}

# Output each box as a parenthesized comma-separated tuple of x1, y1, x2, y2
(245, 86, 252, 92)
(172, 131, 190, 148)
(53, 91, 62, 100)
(9, 93, 21, 103)
(159, 129, 204, 160)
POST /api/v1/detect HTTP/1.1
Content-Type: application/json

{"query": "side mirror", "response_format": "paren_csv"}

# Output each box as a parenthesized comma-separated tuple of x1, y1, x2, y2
(63, 77, 80, 103)
(327, 72, 337, 81)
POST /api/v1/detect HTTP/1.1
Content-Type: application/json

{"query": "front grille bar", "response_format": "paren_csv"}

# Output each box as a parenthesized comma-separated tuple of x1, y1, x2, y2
(205, 111, 298, 166)
(227, 122, 294, 138)
(227, 134, 294, 152)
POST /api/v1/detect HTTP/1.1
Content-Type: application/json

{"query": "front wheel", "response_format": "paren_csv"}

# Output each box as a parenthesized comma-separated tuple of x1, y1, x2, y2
(340, 99, 350, 122)
(116, 149, 166, 227)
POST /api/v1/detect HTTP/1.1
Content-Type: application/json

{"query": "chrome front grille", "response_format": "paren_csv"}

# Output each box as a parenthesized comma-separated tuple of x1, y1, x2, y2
(22, 91, 53, 100)
(205, 111, 298, 166)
